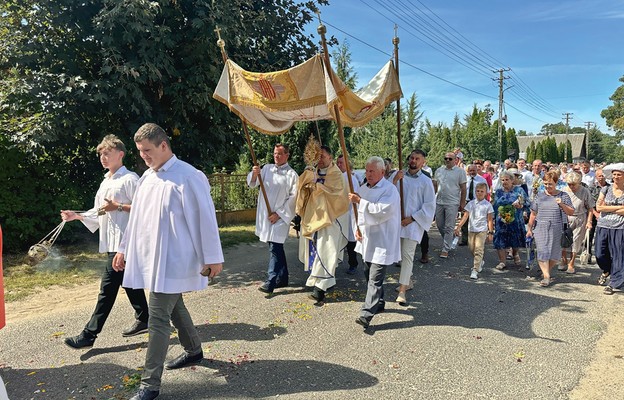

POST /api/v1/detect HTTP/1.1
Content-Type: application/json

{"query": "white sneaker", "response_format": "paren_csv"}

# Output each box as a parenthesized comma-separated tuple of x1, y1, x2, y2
(478, 260, 484, 273)
(470, 270, 479, 280)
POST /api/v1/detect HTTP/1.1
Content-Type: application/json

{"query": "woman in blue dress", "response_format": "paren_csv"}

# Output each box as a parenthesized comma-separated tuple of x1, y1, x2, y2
(493, 171, 530, 270)
(526, 170, 574, 287)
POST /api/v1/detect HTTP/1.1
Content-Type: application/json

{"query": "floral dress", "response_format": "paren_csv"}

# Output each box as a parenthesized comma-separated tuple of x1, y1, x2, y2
(493, 186, 530, 249)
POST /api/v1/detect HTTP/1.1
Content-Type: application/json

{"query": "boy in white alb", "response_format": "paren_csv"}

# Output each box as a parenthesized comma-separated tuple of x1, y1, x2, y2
(454, 183, 494, 279)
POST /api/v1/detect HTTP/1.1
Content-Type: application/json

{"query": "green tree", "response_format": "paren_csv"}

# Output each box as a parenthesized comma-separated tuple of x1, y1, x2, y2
(601, 75, 624, 134)
(527, 140, 536, 163)
(0, 0, 328, 250)
(557, 142, 566, 163)
(332, 39, 358, 90)
(460, 104, 497, 162)
(348, 96, 423, 169)
(535, 141, 544, 161)
(540, 122, 566, 136)
(506, 127, 519, 159)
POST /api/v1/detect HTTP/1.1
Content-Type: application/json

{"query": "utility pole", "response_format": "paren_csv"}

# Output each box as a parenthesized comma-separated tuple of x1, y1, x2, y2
(562, 112, 573, 163)
(584, 121, 595, 160)
(493, 68, 511, 161)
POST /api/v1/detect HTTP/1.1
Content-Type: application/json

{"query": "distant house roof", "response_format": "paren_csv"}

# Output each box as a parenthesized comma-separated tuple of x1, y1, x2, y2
(517, 134, 586, 159)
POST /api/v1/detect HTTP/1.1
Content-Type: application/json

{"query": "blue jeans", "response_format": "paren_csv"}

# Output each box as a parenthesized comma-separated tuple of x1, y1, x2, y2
(266, 241, 288, 289)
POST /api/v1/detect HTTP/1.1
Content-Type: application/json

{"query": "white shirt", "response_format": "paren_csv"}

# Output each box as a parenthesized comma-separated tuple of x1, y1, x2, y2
(464, 199, 494, 232)
(465, 174, 488, 201)
(120, 155, 224, 294)
(80, 166, 138, 253)
(582, 170, 596, 188)
(247, 163, 298, 244)
(391, 169, 436, 242)
(355, 178, 401, 265)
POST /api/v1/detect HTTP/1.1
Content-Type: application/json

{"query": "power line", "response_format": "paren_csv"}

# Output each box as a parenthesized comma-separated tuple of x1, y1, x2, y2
(323, 21, 494, 99)
(358, 0, 562, 123)
(364, 0, 493, 79)
(323, 21, 553, 124)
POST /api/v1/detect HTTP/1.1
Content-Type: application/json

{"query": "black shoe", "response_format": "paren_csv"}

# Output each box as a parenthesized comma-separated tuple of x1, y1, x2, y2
(309, 287, 325, 302)
(122, 320, 148, 337)
(377, 302, 386, 314)
(64, 331, 95, 349)
(164, 351, 204, 370)
(274, 280, 289, 288)
(258, 284, 273, 294)
(129, 388, 160, 400)
(355, 316, 370, 329)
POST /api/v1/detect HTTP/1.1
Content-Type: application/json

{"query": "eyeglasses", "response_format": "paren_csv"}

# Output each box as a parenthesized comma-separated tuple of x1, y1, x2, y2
(444, 157, 453, 161)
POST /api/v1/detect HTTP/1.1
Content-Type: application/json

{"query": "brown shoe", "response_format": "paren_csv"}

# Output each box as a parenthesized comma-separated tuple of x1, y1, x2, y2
(420, 255, 430, 264)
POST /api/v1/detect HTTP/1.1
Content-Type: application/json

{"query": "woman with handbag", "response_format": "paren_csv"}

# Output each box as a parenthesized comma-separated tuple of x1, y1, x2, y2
(560, 171, 595, 274)
(594, 163, 624, 294)
(526, 170, 574, 287)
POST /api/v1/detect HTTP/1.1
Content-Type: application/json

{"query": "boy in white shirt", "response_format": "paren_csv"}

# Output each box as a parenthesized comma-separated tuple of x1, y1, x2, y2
(454, 183, 494, 279)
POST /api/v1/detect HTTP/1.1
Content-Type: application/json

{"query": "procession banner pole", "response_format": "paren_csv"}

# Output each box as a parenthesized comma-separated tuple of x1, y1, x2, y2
(316, 14, 359, 229)
(215, 27, 272, 215)
(393, 25, 405, 219)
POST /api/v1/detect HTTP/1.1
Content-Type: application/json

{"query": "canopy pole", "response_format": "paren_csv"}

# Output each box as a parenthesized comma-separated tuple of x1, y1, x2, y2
(316, 13, 359, 229)
(215, 26, 272, 215)
(393, 25, 405, 219)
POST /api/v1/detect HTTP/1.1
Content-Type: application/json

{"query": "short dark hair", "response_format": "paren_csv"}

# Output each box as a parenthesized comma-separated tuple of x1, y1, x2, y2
(134, 123, 171, 148)
(275, 143, 289, 155)
(410, 149, 427, 158)
(320, 145, 332, 155)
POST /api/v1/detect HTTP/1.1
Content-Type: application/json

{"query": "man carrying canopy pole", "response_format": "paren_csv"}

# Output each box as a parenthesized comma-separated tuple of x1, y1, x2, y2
(213, 26, 272, 216)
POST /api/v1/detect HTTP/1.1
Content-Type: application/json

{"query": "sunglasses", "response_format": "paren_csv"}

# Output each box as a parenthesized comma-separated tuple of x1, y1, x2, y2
(444, 157, 453, 161)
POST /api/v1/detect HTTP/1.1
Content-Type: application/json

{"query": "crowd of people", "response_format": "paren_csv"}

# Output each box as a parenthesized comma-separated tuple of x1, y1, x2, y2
(249, 143, 624, 327)
(57, 127, 624, 400)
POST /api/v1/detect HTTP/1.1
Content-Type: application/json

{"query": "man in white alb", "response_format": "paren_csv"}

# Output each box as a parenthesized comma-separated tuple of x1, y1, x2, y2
(61, 134, 148, 349)
(391, 150, 436, 306)
(113, 123, 224, 400)
(349, 156, 401, 329)
(248, 144, 298, 294)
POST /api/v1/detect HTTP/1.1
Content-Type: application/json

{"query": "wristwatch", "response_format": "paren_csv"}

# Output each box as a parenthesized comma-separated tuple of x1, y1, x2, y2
(117, 203, 124, 212)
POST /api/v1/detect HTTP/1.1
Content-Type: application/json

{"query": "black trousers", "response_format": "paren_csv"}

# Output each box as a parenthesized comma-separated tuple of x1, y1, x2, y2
(588, 214, 598, 257)
(419, 231, 429, 256)
(346, 241, 358, 268)
(84, 252, 149, 336)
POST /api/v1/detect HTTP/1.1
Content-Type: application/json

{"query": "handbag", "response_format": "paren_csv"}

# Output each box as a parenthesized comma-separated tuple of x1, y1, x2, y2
(559, 201, 573, 248)
(579, 229, 591, 265)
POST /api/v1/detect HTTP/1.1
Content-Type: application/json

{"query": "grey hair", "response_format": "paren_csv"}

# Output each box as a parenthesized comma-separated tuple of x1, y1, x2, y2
(366, 156, 385, 171)
(134, 123, 171, 147)
(565, 171, 582, 184)
(499, 171, 515, 181)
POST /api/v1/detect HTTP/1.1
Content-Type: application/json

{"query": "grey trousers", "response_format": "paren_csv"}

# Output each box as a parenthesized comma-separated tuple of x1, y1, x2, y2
(360, 262, 388, 321)
(435, 203, 459, 252)
(141, 292, 202, 391)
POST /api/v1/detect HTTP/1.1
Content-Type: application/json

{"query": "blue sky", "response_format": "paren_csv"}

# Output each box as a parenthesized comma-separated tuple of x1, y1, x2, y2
(307, 0, 624, 135)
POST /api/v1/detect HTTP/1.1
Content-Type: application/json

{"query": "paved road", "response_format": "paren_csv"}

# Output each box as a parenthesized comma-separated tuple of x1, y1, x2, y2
(0, 229, 621, 399)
